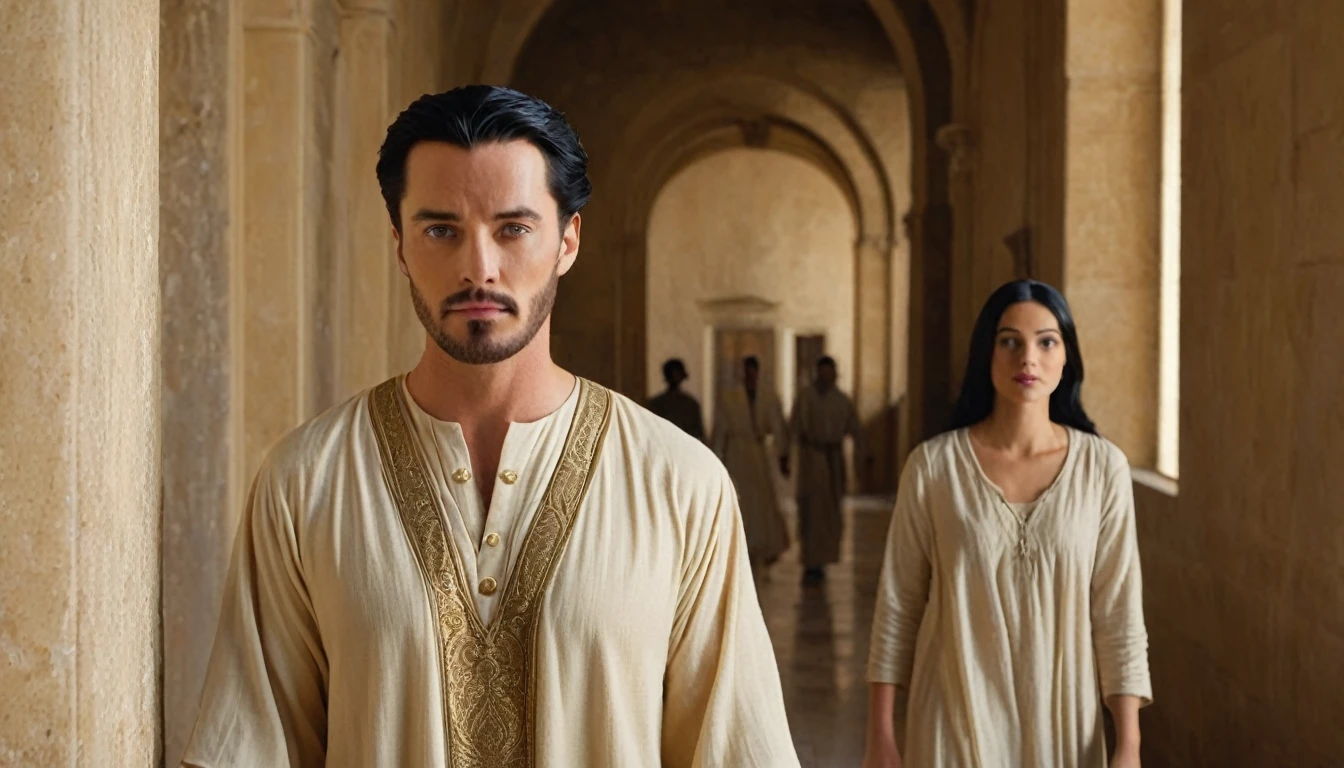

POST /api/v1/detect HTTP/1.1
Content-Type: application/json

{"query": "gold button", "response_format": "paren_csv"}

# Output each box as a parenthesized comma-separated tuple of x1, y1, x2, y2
(451, 468, 472, 484)
(500, 470, 518, 485)
(485, 532, 501, 548)
(478, 577, 498, 596)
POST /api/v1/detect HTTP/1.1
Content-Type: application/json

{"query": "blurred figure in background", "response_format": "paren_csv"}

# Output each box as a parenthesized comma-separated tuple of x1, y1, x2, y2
(646, 357, 706, 442)
(713, 356, 791, 577)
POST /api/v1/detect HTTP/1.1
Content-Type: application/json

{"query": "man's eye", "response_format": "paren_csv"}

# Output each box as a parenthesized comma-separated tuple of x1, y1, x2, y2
(426, 225, 453, 239)
(502, 224, 530, 237)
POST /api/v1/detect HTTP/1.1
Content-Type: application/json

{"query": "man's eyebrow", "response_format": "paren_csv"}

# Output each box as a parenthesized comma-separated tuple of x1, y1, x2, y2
(495, 207, 543, 222)
(410, 209, 460, 222)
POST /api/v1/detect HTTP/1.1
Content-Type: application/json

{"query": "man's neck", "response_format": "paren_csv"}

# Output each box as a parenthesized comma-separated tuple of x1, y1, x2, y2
(405, 332, 575, 429)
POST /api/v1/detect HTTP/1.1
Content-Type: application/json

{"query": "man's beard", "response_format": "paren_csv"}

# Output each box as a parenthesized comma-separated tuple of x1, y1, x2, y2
(410, 268, 559, 365)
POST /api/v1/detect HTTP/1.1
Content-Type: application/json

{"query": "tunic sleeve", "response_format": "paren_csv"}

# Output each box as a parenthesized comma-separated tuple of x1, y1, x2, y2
(180, 460, 328, 768)
(660, 467, 800, 768)
(1090, 453, 1153, 706)
(867, 445, 933, 686)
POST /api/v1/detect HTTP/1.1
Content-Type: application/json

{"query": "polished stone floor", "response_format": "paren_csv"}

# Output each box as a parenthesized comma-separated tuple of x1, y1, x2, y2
(757, 496, 894, 768)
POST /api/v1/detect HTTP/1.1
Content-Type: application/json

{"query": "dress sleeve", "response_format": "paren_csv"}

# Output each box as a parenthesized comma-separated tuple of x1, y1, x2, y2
(1090, 451, 1153, 706)
(180, 459, 328, 768)
(867, 445, 934, 686)
(660, 466, 801, 768)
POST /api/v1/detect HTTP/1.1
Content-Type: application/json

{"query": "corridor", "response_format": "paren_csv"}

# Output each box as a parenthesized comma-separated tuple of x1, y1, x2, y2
(760, 498, 893, 768)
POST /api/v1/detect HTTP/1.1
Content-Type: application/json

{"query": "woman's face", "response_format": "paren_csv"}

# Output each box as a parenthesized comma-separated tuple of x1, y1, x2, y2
(990, 301, 1067, 409)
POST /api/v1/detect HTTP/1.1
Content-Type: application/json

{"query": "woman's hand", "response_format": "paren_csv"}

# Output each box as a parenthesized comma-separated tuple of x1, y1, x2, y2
(863, 684, 903, 768)
(1110, 742, 1141, 768)
(861, 735, 903, 768)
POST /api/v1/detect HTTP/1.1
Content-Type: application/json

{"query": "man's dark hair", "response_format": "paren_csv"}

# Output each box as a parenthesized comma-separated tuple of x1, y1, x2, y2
(743, 356, 760, 371)
(816, 356, 837, 371)
(662, 358, 687, 384)
(376, 85, 592, 233)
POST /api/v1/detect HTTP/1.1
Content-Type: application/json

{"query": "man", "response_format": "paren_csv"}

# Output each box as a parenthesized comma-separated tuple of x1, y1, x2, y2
(182, 86, 797, 767)
(645, 357, 705, 441)
(711, 356, 791, 575)
(789, 356, 867, 585)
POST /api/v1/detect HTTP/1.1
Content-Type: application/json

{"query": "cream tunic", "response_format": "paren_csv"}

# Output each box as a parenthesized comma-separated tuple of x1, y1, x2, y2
(182, 376, 799, 768)
(867, 428, 1152, 767)
(711, 386, 790, 564)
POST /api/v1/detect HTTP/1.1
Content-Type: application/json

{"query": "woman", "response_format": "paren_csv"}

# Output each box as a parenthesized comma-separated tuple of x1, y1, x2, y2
(863, 280, 1151, 767)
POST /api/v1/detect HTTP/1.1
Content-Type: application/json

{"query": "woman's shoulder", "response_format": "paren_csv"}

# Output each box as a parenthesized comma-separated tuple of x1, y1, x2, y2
(906, 429, 965, 472)
(1067, 427, 1131, 476)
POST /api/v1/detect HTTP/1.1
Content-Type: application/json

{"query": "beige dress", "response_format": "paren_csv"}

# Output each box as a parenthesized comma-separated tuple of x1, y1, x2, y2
(867, 428, 1152, 767)
(711, 386, 790, 565)
(789, 385, 862, 568)
(182, 376, 799, 768)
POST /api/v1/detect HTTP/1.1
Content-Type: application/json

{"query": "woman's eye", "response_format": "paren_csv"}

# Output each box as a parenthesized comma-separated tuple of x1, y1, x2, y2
(1040, 337, 1058, 348)
(999, 337, 1020, 350)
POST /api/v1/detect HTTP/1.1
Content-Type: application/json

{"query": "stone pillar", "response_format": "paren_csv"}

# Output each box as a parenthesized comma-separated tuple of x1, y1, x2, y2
(854, 235, 894, 492)
(1063, 0, 1162, 465)
(0, 0, 161, 762)
(334, 0, 397, 398)
(159, 0, 237, 762)
(240, 0, 338, 479)
(936, 122, 976, 396)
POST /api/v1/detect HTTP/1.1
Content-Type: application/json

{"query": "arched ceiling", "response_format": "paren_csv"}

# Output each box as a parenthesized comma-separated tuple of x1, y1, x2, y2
(608, 71, 892, 242)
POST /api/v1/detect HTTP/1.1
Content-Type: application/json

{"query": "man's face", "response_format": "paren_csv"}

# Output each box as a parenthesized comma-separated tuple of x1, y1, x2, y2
(393, 140, 580, 365)
(817, 363, 838, 390)
(744, 364, 760, 389)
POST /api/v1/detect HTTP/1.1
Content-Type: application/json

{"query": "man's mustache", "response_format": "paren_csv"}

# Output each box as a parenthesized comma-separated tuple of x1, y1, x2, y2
(440, 288, 519, 317)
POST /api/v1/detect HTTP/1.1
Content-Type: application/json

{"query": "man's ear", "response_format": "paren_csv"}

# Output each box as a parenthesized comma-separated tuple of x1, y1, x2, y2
(557, 213, 581, 276)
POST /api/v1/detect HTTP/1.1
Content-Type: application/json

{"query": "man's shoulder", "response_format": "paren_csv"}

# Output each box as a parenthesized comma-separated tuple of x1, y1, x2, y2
(608, 390, 722, 474)
(258, 384, 375, 484)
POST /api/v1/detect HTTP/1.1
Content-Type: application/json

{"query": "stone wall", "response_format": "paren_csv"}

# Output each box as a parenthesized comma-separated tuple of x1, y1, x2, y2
(0, 0, 161, 762)
(1135, 2, 1344, 763)
(646, 149, 857, 411)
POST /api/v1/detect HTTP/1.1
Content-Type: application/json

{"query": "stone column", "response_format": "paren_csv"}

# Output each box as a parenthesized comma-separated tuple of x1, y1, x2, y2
(854, 234, 894, 492)
(159, 0, 238, 762)
(0, 0, 161, 762)
(334, 0, 397, 398)
(240, 0, 338, 479)
(1063, 0, 1162, 465)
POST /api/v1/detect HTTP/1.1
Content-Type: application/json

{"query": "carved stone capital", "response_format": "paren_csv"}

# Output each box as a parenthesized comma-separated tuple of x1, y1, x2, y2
(935, 123, 976, 179)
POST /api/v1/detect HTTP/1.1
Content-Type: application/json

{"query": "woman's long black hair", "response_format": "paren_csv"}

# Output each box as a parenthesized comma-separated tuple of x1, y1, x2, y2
(947, 279, 1097, 434)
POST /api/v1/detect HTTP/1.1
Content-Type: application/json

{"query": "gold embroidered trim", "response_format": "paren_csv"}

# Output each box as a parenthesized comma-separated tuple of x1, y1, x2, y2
(369, 377, 612, 767)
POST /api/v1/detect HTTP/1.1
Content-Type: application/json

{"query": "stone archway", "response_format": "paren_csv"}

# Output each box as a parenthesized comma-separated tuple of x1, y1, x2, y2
(484, 0, 963, 462)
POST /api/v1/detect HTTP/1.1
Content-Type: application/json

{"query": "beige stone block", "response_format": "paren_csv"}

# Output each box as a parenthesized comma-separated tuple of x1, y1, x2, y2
(1292, 127, 1344, 267)
(1, 0, 159, 761)
(1066, 0, 1161, 78)
(1182, 33, 1294, 283)
(1190, 276, 1297, 544)
(1183, 0, 1290, 78)
(1064, 139, 1161, 288)
(1283, 616, 1344, 760)
(1066, 79, 1161, 139)
(1065, 282, 1158, 467)
(1293, 1, 1344, 134)
(242, 30, 306, 478)
(1289, 266, 1344, 566)
(243, 0, 301, 26)
(333, 13, 396, 400)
